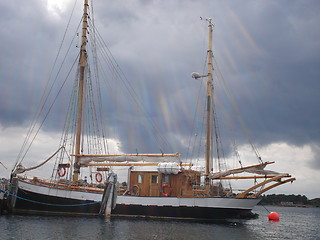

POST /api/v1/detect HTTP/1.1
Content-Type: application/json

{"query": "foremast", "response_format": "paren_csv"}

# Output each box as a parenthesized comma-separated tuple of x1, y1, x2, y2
(73, 0, 89, 182)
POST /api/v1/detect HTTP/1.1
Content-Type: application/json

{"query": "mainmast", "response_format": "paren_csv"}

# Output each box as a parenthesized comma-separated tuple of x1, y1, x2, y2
(191, 19, 214, 176)
(73, 0, 89, 182)
(205, 19, 214, 175)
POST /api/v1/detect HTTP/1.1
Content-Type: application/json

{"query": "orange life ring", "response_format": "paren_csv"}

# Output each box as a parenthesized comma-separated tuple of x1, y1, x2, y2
(161, 183, 172, 197)
(95, 172, 103, 182)
(57, 167, 66, 177)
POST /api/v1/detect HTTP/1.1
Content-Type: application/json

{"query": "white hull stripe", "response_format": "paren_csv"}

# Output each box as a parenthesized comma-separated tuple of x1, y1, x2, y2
(116, 196, 259, 210)
(18, 181, 102, 202)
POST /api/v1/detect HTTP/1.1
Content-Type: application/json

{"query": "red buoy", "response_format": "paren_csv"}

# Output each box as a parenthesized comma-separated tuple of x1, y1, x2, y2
(268, 212, 280, 221)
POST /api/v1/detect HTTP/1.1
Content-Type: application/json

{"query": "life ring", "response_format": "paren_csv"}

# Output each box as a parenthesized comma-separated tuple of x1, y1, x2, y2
(57, 167, 66, 177)
(161, 183, 172, 197)
(95, 172, 103, 183)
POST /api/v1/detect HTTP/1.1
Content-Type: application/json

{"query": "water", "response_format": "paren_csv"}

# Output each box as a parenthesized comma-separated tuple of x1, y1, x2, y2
(0, 206, 319, 240)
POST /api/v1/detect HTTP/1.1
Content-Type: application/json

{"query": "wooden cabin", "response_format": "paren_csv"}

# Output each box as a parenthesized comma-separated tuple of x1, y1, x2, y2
(129, 169, 202, 198)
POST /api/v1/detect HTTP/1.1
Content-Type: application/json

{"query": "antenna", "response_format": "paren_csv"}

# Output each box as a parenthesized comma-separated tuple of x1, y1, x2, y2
(200, 16, 214, 27)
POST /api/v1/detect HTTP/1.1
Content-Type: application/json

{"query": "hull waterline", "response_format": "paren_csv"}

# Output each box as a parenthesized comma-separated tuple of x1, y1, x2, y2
(7, 180, 260, 220)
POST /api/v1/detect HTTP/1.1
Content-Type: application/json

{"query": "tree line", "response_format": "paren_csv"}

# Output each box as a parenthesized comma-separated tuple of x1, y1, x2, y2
(259, 194, 320, 207)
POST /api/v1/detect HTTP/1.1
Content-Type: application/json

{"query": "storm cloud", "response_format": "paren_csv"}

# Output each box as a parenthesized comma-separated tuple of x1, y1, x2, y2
(1, 0, 320, 197)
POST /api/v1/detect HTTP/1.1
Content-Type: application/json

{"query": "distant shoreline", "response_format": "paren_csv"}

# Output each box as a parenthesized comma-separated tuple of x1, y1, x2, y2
(258, 194, 320, 208)
(259, 203, 320, 208)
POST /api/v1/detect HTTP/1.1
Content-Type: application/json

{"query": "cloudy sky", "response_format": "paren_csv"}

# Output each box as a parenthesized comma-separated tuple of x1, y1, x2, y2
(0, 0, 319, 198)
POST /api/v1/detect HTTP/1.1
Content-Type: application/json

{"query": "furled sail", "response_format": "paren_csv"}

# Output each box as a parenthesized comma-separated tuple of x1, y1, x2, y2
(209, 162, 287, 179)
(76, 153, 181, 164)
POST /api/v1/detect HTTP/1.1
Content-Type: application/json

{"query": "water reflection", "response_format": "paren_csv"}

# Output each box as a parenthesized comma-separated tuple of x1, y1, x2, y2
(0, 206, 319, 240)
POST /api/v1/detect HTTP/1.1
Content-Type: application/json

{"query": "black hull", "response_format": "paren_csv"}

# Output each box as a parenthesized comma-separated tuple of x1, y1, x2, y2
(9, 181, 259, 220)
(0, 199, 4, 214)
(113, 204, 257, 221)
(12, 188, 101, 216)
(11, 188, 257, 220)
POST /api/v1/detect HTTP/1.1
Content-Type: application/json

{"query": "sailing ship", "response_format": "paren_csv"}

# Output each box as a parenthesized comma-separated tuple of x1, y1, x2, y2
(3, 1, 295, 220)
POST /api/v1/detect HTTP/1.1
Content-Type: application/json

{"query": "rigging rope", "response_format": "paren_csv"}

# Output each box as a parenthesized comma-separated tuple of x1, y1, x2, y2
(15, 146, 65, 174)
(186, 48, 208, 164)
(212, 57, 262, 163)
(186, 81, 204, 164)
(86, 18, 174, 152)
(15, 52, 81, 173)
(87, 4, 110, 155)
(14, 2, 81, 172)
(51, 69, 80, 181)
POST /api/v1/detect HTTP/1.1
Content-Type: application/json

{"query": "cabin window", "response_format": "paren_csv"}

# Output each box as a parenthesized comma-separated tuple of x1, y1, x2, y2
(138, 174, 144, 183)
(163, 174, 169, 183)
(151, 175, 158, 184)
